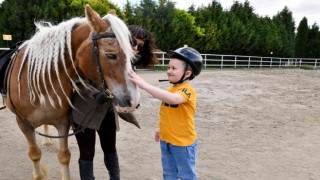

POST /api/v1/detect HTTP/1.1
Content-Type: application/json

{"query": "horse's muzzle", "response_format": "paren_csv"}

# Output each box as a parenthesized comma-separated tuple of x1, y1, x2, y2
(116, 95, 132, 107)
(114, 95, 136, 113)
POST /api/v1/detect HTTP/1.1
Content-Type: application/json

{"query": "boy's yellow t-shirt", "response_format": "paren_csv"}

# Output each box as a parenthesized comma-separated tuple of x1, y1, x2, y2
(159, 83, 197, 146)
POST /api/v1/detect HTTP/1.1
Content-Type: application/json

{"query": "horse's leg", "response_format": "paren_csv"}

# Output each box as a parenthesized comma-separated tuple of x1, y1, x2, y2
(16, 117, 47, 180)
(42, 125, 53, 145)
(54, 118, 71, 180)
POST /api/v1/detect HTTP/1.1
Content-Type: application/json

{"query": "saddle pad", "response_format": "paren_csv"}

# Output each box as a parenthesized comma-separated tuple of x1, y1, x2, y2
(71, 80, 114, 130)
(0, 41, 23, 95)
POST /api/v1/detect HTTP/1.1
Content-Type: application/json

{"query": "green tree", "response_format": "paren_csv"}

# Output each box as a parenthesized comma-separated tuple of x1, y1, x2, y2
(254, 17, 283, 56)
(0, 0, 46, 46)
(294, 17, 308, 57)
(170, 9, 205, 50)
(273, 6, 295, 57)
(123, 0, 134, 24)
(191, 0, 223, 53)
(306, 23, 320, 58)
(0, 0, 119, 47)
(148, 0, 176, 51)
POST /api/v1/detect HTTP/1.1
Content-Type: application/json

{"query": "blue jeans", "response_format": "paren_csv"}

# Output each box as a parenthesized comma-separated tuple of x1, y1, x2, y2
(160, 140, 198, 180)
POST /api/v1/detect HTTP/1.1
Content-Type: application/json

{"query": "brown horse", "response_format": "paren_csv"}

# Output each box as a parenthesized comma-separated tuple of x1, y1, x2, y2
(3, 5, 140, 180)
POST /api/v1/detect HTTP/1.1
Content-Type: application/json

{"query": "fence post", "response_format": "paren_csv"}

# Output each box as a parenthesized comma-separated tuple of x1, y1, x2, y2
(315, 59, 318, 69)
(234, 56, 237, 68)
(270, 57, 272, 68)
(221, 55, 224, 69)
(260, 57, 262, 68)
(299, 59, 302, 67)
(279, 58, 282, 68)
(204, 54, 207, 69)
(162, 52, 165, 66)
(248, 57, 251, 68)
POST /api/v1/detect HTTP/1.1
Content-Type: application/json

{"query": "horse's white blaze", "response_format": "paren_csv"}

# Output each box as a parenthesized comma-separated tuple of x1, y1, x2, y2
(108, 76, 140, 112)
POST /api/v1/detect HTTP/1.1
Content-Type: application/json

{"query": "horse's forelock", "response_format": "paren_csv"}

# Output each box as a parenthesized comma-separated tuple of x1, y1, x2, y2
(102, 14, 135, 70)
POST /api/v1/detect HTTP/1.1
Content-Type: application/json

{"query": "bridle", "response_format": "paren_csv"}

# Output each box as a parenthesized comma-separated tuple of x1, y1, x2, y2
(89, 31, 117, 99)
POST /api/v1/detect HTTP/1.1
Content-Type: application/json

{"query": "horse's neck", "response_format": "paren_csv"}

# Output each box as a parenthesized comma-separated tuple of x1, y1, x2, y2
(71, 23, 96, 80)
(72, 23, 91, 51)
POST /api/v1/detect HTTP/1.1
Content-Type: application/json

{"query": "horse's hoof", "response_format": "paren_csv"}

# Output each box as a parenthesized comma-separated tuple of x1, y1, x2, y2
(32, 164, 47, 180)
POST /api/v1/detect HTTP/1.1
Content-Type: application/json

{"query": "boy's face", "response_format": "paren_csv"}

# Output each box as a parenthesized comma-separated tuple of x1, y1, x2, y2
(167, 58, 187, 83)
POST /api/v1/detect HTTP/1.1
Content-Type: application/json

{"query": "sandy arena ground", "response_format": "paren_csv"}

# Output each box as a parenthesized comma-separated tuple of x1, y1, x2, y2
(0, 69, 320, 180)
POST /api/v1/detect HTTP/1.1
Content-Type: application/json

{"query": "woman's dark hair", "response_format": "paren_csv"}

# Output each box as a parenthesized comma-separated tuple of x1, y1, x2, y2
(128, 25, 158, 67)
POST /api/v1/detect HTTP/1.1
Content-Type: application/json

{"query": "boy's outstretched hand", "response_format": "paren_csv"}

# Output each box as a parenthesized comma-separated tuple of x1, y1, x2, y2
(155, 130, 160, 142)
(128, 70, 147, 89)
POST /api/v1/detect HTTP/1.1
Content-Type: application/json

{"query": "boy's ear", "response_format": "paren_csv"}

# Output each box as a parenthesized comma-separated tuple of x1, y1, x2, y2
(185, 70, 193, 79)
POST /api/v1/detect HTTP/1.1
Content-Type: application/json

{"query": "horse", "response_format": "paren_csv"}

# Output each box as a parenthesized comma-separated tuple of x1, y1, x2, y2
(2, 5, 140, 180)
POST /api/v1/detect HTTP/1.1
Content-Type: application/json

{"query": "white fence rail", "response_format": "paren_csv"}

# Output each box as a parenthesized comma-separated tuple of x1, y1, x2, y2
(1, 48, 319, 69)
(153, 52, 320, 69)
(0, 47, 9, 51)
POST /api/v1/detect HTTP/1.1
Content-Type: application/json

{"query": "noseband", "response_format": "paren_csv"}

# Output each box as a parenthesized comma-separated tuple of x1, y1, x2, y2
(89, 32, 116, 99)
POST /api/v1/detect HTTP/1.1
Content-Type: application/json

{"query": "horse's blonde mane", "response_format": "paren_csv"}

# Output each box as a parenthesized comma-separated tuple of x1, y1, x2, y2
(18, 17, 86, 108)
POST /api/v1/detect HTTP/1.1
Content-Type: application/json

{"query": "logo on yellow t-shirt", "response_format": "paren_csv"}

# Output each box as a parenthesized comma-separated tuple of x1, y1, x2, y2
(179, 88, 191, 98)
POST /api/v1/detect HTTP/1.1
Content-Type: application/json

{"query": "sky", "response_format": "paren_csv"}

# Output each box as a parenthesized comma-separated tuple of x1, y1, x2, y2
(0, 0, 318, 26)
(111, 0, 319, 26)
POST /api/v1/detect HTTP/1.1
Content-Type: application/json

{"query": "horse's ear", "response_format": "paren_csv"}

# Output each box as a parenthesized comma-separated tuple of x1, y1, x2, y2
(85, 4, 104, 33)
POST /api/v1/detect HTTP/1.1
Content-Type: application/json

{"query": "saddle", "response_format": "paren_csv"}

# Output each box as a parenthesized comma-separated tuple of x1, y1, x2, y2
(0, 41, 23, 95)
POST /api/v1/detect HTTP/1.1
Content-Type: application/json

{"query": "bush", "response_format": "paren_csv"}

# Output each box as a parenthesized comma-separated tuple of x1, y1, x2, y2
(300, 65, 315, 70)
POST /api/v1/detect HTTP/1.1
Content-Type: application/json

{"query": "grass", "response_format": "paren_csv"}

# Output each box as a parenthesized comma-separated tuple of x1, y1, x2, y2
(300, 65, 316, 70)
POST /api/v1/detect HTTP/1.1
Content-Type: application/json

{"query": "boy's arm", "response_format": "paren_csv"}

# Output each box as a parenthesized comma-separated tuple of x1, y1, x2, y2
(128, 70, 184, 104)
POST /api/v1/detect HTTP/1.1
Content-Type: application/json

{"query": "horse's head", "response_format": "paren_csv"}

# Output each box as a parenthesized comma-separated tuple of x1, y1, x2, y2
(76, 5, 140, 113)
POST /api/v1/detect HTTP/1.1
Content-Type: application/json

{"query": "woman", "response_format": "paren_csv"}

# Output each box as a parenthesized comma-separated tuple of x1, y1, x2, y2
(72, 24, 157, 180)
(129, 25, 158, 68)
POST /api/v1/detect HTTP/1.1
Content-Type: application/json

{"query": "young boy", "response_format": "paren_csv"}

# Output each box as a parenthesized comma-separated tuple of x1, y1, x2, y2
(129, 46, 203, 180)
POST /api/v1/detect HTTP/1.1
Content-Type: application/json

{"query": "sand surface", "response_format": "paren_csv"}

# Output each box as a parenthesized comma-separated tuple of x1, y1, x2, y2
(0, 69, 320, 180)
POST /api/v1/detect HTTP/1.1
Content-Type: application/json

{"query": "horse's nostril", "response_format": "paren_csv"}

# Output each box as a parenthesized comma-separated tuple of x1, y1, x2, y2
(124, 96, 132, 107)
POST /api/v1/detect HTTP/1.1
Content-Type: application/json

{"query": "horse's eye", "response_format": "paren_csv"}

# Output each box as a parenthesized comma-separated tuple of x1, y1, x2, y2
(104, 52, 117, 60)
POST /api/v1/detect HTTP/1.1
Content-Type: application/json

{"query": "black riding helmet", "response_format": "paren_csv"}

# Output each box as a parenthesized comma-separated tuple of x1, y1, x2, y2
(167, 47, 203, 81)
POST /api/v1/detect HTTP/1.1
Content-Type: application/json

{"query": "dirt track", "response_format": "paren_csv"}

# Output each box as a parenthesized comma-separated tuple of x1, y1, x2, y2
(0, 69, 320, 180)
